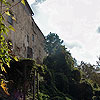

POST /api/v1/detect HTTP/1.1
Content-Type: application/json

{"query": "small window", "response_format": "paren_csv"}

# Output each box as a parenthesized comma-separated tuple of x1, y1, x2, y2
(8, 16, 13, 25)
(32, 22, 34, 27)
(27, 35, 29, 43)
(8, 11, 14, 25)
(27, 46, 33, 58)
(32, 34, 34, 41)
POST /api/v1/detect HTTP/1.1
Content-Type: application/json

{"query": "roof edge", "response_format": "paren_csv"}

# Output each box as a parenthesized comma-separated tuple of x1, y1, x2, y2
(25, 0, 34, 15)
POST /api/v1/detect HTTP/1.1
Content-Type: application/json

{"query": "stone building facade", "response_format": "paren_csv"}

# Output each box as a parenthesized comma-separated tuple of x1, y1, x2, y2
(5, 0, 46, 63)
(0, 1, 46, 99)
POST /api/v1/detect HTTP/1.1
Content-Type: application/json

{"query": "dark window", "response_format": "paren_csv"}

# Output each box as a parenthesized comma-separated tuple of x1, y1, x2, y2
(8, 16, 13, 25)
(32, 22, 34, 27)
(27, 47, 33, 58)
(32, 34, 34, 41)
(27, 35, 29, 43)
(8, 11, 14, 25)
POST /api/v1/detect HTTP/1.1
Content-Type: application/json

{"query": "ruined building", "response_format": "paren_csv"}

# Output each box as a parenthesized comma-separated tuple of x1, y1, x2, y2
(0, 0, 47, 99)
(6, 0, 46, 63)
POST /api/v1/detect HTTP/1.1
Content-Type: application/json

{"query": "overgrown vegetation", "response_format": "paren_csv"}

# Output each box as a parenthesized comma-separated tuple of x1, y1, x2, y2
(38, 33, 100, 100)
(1, 32, 99, 100)
(1, 0, 100, 99)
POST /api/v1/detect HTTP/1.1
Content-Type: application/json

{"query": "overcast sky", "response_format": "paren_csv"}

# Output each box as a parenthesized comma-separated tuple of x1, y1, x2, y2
(28, 0, 100, 65)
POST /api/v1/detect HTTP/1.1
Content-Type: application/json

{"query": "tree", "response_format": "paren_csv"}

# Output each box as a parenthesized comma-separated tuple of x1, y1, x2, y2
(96, 56, 100, 67)
(78, 62, 94, 79)
(43, 45, 74, 74)
(45, 32, 63, 55)
(78, 61, 100, 86)
(42, 44, 94, 100)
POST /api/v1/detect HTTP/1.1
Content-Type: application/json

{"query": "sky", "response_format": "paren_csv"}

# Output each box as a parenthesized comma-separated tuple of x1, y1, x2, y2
(27, 0, 100, 65)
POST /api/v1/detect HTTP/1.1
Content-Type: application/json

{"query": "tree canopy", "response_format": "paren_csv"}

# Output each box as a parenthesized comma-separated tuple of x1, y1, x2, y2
(40, 33, 100, 100)
(45, 32, 63, 55)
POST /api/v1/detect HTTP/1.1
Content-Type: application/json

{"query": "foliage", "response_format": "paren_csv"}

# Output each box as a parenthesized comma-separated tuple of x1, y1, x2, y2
(31, 63, 47, 76)
(0, 0, 25, 69)
(96, 56, 100, 67)
(93, 96, 100, 100)
(1, 58, 47, 100)
(0, 79, 9, 95)
(38, 92, 50, 100)
(40, 33, 100, 100)
(78, 61, 100, 86)
(43, 45, 74, 76)
(0, 0, 25, 95)
(72, 68, 81, 82)
(42, 44, 75, 99)
(45, 32, 63, 55)
(0, 16, 11, 73)
(0, 74, 10, 97)
(78, 62, 94, 79)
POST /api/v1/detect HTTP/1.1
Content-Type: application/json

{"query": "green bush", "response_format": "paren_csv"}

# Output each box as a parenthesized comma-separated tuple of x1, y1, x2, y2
(39, 92, 49, 100)
(72, 68, 81, 82)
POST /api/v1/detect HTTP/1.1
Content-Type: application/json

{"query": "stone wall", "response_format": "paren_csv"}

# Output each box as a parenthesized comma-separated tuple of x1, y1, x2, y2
(4, 0, 46, 63)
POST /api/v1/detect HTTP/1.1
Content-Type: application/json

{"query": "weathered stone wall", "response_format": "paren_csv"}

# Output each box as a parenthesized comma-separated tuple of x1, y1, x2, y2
(4, 0, 46, 63)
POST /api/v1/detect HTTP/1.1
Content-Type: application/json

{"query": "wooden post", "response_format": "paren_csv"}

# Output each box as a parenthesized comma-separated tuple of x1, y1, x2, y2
(37, 72, 39, 99)
(23, 65, 26, 100)
(33, 69, 36, 100)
